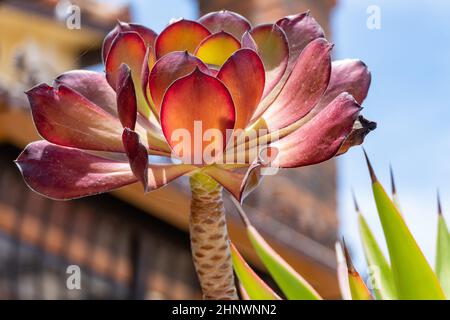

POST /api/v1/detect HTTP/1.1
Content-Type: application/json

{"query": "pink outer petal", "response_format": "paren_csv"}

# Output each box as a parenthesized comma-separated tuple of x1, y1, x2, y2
(102, 24, 121, 64)
(26, 83, 124, 152)
(15, 141, 137, 200)
(217, 49, 265, 130)
(276, 11, 325, 72)
(105, 31, 147, 90)
(160, 68, 236, 164)
(54, 70, 117, 116)
(203, 164, 262, 202)
(102, 22, 157, 63)
(155, 19, 211, 59)
(270, 92, 361, 168)
(314, 59, 372, 114)
(248, 12, 325, 117)
(52, 70, 171, 155)
(105, 31, 151, 117)
(261, 38, 332, 131)
(242, 24, 289, 101)
(198, 10, 251, 40)
(148, 51, 209, 113)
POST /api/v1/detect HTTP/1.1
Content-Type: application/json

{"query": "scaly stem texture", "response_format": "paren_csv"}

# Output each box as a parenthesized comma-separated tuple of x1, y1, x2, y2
(189, 172, 238, 300)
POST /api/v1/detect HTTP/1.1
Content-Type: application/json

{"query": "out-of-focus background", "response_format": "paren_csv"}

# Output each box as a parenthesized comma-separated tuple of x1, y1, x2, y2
(0, 0, 448, 299)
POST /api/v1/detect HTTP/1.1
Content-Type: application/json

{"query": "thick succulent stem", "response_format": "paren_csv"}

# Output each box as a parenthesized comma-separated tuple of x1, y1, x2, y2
(189, 172, 238, 300)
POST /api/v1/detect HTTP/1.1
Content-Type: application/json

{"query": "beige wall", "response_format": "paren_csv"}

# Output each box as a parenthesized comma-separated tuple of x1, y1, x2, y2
(0, 4, 103, 103)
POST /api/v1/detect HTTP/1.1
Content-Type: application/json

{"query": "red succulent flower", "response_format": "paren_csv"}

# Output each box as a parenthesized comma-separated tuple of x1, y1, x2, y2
(16, 10, 375, 202)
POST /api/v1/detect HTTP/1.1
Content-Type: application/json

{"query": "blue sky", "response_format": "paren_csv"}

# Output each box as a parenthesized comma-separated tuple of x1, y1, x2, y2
(121, 0, 450, 268)
(333, 0, 450, 267)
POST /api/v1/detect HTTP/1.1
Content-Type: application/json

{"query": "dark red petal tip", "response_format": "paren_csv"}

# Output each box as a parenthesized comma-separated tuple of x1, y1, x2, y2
(122, 128, 149, 192)
(116, 63, 137, 130)
(337, 115, 376, 156)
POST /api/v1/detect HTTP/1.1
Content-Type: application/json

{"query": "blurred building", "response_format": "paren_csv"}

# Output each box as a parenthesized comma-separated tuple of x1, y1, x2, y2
(0, 0, 340, 299)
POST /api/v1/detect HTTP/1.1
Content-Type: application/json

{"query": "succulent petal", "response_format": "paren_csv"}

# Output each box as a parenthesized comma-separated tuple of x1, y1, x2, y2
(26, 83, 124, 152)
(54, 70, 117, 116)
(160, 68, 235, 164)
(116, 64, 138, 130)
(203, 164, 262, 202)
(261, 38, 332, 131)
(242, 24, 289, 105)
(102, 22, 157, 64)
(15, 141, 137, 200)
(148, 51, 209, 113)
(122, 128, 148, 191)
(314, 59, 372, 115)
(194, 31, 241, 67)
(155, 19, 211, 59)
(105, 31, 151, 117)
(198, 10, 251, 40)
(217, 49, 265, 130)
(276, 11, 325, 72)
(270, 92, 361, 168)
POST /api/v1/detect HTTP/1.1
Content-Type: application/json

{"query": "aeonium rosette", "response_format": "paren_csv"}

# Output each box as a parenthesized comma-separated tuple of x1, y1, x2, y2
(15, 10, 375, 203)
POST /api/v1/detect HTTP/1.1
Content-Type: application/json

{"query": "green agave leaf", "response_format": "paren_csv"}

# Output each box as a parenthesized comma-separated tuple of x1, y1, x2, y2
(230, 243, 281, 300)
(341, 239, 374, 300)
(435, 195, 450, 298)
(354, 194, 397, 299)
(238, 283, 250, 300)
(335, 242, 354, 300)
(231, 198, 322, 300)
(247, 226, 322, 300)
(364, 151, 445, 300)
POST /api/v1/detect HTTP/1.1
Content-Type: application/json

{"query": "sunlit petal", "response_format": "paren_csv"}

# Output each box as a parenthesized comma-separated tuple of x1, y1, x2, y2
(217, 49, 265, 130)
(155, 19, 211, 58)
(160, 68, 235, 164)
(195, 31, 241, 67)
(149, 51, 209, 112)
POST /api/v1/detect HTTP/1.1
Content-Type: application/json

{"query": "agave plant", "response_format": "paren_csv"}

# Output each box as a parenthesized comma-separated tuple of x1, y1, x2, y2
(15, 10, 375, 299)
(232, 152, 450, 300)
